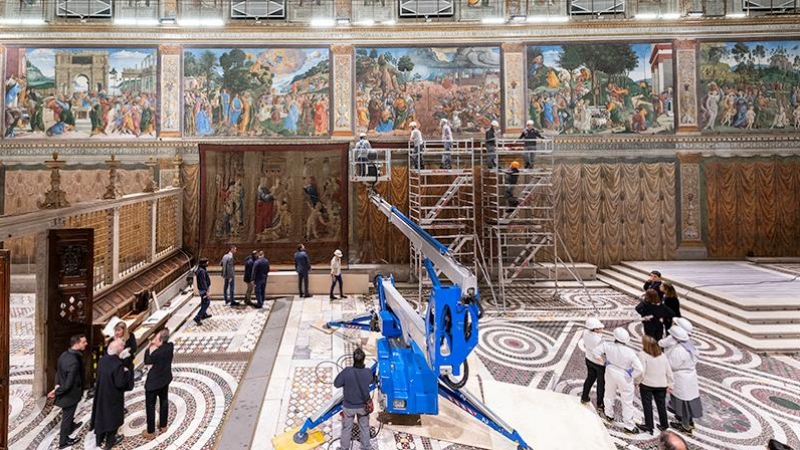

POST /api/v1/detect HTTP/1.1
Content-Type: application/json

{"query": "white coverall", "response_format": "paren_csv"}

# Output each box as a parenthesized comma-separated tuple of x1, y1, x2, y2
(593, 341, 644, 431)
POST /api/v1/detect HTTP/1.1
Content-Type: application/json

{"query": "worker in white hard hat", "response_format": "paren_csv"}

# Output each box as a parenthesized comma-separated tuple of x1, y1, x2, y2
(440, 118, 453, 169)
(408, 121, 424, 170)
(518, 119, 543, 169)
(354, 132, 372, 177)
(581, 318, 606, 412)
(593, 327, 643, 434)
(662, 325, 703, 436)
(485, 119, 500, 169)
(659, 317, 693, 349)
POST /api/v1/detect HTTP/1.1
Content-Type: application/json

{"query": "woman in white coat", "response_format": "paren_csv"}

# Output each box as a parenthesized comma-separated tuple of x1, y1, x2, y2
(663, 325, 703, 436)
(580, 318, 606, 412)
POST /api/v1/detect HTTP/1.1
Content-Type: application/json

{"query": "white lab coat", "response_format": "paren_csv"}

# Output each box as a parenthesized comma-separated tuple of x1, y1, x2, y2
(593, 341, 644, 430)
(664, 343, 700, 401)
(582, 330, 605, 365)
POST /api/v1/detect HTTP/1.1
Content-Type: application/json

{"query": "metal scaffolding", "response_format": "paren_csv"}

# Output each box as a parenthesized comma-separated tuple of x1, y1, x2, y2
(408, 139, 477, 287)
(481, 137, 578, 304)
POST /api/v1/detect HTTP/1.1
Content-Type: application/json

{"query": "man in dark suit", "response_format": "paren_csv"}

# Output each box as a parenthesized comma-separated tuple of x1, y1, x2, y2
(193, 257, 211, 326)
(294, 243, 311, 298)
(252, 250, 270, 309)
(142, 328, 174, 440)
(243, 250, 257, 307)
(91, 339, 131, 449)
(48, 334, 88, 449)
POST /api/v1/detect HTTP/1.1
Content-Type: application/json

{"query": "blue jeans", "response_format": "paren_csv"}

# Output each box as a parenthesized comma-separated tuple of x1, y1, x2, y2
(330, 274, 343, 297)
(194, 292, 210, 321)
(255, 280, 266, 307)
(223, 278, 235, 304)
(297, 271, 309, 297)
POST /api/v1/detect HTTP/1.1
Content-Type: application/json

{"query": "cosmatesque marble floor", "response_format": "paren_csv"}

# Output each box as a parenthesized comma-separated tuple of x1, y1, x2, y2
(8, 279, 800, 450)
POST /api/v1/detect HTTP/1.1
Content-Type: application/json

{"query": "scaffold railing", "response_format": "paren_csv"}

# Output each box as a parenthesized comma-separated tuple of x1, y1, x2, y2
(348, 143, 394, 184)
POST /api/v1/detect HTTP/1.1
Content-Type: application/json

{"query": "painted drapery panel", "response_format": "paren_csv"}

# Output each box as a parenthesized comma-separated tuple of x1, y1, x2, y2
(699, 41, 800, 133)
(526, 43, 675, 136)
(198, 144, 347, 264)
(705, 157, 800, 257)
(3, 47, 157, 139)
(355, 46, 501, 137)
(183, 48, 330, 138)
(553, 162, 677, 268)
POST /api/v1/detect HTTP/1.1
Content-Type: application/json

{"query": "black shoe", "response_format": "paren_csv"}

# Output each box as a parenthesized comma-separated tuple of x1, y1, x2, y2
(303, 294, 313, 298)
(106, 434, 124, 449)
(339, 295, 347, 299)
(230, 301, 242, 306)
(329, 295, 338, 300)
(59, 437, 79, 449)
(622, 426, 640, 435)
(123, 407, 129, 415)
(580, 399, 590, 405)
(602, 412, 615, 423)
(657, 424, 669, 432)
(70, 421, 84, 432)
(669, 422, 693, 436)
(636, 423, 653, 434)
(194, 318, 203, 326)
(244, 300, 254, 307)
(203, 314, 213, 319)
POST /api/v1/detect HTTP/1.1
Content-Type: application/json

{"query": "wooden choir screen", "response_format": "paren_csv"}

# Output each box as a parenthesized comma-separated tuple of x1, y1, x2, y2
(0, 250, 9, 450)
(46, 229, 95, 391)
(705, 156, 800, 258)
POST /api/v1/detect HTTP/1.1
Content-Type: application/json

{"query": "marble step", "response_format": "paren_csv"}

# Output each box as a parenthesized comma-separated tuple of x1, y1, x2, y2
(598, 267, 800, 325)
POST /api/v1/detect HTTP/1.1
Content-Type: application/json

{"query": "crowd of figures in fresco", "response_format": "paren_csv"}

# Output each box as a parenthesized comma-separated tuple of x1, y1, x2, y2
(183, 48, 330, 138)
(355, 47, 502, 137)
(4, 48, 157, 139)
(206, 151, 344, 246)
(5, 41, 800, 140)
(698, 41, 800, 132)
(526, 44, 675, 136)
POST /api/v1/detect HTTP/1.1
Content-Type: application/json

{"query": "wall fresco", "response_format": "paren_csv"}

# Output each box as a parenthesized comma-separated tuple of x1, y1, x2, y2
(699, 40, 800, 133)
(355, 46, 501, 137)
(526, 43, 675, 136)
(3, 47, 157, 139)
(183, 48, 330, 138)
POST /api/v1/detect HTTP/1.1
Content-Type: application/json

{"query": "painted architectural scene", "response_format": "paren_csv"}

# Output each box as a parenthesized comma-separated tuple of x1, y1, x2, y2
(3, 47, 157, 139)
(699, 40, 800, 133)
(183, 48, 330, 138)
(199, 145, 346, 263)
(355, 46, 501, 137)
(526, 43, 675, 135)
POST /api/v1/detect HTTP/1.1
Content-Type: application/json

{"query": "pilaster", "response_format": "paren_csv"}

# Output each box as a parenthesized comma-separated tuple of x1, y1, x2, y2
(332, 44, 354, 137)
(675, 39, 700, 133)
(159, 45, 182, 138)
(501, 42, 524, 135)
(676, 152, 708, 259)
(111, 207, 120, 284)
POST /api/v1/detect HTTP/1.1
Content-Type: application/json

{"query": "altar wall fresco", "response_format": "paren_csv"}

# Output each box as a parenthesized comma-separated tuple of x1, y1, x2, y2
(3, 47, 157, 140)
(526, 43, 675, 136)
(698, 40, 800, 133)
(354, 46, 502, 137)
(183, 47, 330, 138)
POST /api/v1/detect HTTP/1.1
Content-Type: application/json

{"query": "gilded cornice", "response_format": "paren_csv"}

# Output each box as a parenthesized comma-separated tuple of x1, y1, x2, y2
(1, 18, 800, 44)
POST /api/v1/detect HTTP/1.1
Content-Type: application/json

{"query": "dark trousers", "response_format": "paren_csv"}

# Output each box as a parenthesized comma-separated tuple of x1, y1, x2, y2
(194, 293, 210, 321)
(330, 274, 343, 297)
(96, 427, 118, 448)
(255, 280, 266, 307)
(145, 385, 170, 433)
(581, 358, 606, 406)
(297, 271, 309, 296)
(640, 384, 668, 430)
(59, 403, 77, 446)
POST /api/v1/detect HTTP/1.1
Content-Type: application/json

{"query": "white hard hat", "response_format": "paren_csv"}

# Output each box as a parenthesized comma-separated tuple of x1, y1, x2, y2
(673, 317, 693, 334)
(491, 120, 500, 127)
(440, 118, 448, 124)
(613, 327, 630, 344)
(409, 121, 417, 128)
(359, 132, 366, 138)
(526, 120, 534, 126)
(334, 249, 343, 257)
(669, 325, 689, 342)
(585, 318, 604, 330)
